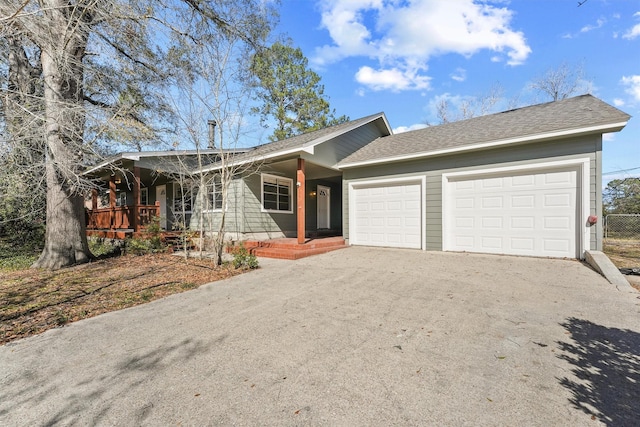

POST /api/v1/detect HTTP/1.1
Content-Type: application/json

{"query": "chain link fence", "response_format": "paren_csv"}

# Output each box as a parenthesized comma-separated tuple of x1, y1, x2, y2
(604, 214, 640, 241)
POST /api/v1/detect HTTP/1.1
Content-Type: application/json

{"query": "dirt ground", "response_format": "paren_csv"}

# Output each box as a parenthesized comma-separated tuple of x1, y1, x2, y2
(603, 238, 640, 291)
(0, 254, 244, 345)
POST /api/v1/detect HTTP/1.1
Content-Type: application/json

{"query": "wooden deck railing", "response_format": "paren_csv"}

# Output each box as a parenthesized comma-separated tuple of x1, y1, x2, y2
(86, 203, 160, 231)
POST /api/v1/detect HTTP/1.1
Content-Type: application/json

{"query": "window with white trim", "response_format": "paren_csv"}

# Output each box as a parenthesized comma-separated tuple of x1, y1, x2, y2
(205, 177, 223, 211)
(173, 182, 195, 213)
(140, 188, 148, 206)
(262, 174, 292, 213)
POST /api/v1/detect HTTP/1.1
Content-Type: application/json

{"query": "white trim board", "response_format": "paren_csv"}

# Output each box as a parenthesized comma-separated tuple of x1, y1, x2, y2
(340, 123, 625, 169)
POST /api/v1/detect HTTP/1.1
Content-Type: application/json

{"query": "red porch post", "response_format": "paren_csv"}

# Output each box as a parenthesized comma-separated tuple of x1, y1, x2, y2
(297, 158, 306, 244)
(109, 175, 116, 229)
(132, 166, 141, 232)
(89, 189, 98, 230)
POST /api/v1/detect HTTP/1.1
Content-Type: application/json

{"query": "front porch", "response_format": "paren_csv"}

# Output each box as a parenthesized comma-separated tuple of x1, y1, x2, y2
(233, 236, 347, 260)
(86, 203, 161, 237)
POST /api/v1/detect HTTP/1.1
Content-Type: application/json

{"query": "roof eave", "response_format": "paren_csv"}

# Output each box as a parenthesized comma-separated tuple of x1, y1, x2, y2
(339, 121, 629, 169)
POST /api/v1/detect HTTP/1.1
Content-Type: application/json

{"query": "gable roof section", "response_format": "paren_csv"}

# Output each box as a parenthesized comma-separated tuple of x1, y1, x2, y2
(198, 112, 391, 173)
(339, 95, 631, 168)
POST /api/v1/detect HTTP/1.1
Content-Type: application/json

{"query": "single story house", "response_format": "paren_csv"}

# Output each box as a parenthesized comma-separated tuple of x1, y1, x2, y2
(86, 95, 630, 259)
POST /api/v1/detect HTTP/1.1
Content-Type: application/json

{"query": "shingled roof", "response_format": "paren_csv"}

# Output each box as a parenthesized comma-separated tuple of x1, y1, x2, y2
(339, 95, 630, 168)
(199, 112, 390, 172)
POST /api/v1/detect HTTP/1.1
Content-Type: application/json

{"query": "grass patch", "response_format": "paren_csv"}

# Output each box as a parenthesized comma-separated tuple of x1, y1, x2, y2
(603, 238, 640, 269)
(0, 239, 39, 271)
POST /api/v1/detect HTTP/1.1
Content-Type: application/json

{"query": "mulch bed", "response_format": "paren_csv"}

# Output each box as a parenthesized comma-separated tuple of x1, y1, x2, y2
(0, 254, 245, 345)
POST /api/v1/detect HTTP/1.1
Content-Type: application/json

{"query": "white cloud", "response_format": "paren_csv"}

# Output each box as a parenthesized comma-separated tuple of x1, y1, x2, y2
(602, 133, 615, 142)
(393, 123, 429, 134)
(580, 17, 606, 33)
(451, 67, 466, 82)
(613, 98, 625, 107)
(314, 0, 531, 91)
(621, 75, 640, 101)
(623, 24, 640, 39)
(623, 11, 640, 39)
(355, 66, 431, 91)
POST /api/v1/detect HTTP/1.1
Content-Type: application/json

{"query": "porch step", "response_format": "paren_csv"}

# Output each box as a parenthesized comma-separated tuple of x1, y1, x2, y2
(162, 232, 195, 252)
(231, 237, 347, 260)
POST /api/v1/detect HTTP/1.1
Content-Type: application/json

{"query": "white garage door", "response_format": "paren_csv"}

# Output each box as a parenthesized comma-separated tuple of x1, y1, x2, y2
(445, 167, 579, 258)
(351, 182, 422, 249)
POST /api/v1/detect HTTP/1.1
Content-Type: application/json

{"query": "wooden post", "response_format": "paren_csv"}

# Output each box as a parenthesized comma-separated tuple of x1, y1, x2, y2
(89, 189, 98, 229)
(109, 175, 116, 229)
(297, 158, 306, 245)
(132, 166, 141, 232)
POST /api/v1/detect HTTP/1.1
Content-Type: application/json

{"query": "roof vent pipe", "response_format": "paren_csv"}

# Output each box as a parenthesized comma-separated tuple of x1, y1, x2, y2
(207, 120, 217, 149)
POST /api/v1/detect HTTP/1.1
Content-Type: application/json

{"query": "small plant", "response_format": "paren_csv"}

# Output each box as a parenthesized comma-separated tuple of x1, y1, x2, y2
(88, 237, 122, 258)
(126, 217, 167, 255)
(232, 243, 259, 270)
(53, 310, 69, 326)
(140, 289, 154, 301)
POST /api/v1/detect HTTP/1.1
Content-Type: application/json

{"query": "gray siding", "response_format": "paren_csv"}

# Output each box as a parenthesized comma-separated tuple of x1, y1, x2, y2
(343, 135, 602, 253)
(311, 123, 388, 168)
(242, 173, 297, 237)
(190, 178, 245, 237)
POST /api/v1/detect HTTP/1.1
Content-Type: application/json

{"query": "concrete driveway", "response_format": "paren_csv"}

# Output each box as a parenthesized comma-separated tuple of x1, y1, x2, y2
(1, 247, 639, 426)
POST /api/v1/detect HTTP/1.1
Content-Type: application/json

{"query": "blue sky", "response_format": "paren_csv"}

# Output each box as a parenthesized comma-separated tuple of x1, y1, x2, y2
(272, 0, 639, 184)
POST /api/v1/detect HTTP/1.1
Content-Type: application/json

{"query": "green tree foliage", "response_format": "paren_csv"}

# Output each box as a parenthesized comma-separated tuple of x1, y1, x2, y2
(251, 41, 348, 141)
(603, 178, 640, 215)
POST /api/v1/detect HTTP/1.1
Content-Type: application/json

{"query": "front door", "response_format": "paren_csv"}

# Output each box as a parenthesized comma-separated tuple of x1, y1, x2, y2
(156, 185, 167, 229)
(317, 185, 330, 229)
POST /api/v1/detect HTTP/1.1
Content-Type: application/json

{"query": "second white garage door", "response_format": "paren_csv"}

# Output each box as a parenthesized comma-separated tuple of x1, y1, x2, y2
(444, 167, 580, 258)
(351, 182, 422, 249)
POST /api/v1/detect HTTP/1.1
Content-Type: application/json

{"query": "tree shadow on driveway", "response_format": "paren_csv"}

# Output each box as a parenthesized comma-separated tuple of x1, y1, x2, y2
(557, 317, 640, 426)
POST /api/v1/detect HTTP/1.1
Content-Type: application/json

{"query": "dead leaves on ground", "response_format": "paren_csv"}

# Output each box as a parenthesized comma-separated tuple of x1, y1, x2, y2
(0, 254, 244, 345)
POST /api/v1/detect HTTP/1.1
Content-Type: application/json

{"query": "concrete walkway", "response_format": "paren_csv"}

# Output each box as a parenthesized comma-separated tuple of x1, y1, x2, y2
(1, 247, 639, 426)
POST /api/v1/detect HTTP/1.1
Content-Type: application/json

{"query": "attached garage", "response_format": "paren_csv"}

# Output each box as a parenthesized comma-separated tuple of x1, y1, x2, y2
(349, 179, 424, 249)
(340, 96, 630, 259)
(443, 162, 588, 258)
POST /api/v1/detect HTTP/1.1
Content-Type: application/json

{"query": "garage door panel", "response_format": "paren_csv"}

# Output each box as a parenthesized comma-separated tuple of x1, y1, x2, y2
(446, 168, 578, 258)
(352, 182, 422, 249)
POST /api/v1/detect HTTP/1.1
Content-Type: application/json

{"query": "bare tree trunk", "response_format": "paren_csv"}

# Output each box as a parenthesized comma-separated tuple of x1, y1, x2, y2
(34, 158, 90, 268)
(32, 6, 91, 269)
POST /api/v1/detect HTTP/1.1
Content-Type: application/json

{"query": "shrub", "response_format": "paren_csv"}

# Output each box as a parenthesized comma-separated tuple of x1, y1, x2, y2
(232, 243, 259, 270)
(125, 217, 167, 255)
(88, 237, 122, 258)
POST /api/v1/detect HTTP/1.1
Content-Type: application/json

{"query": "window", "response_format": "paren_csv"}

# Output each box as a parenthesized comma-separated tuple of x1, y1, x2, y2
(205, 177, 223, 211)
(262, 174, 292, 213)
(140, 188, 148, 206)
(173, 182, 195, 213)
(116, 192, 127, 207)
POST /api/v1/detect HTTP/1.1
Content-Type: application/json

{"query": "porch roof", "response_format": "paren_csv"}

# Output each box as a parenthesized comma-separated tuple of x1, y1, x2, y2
(83, 148, 248, 177)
